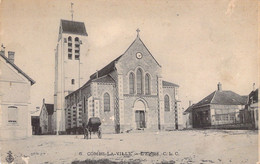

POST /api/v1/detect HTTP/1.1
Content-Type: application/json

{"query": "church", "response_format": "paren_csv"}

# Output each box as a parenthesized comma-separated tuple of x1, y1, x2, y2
(63, 28, 182, 134)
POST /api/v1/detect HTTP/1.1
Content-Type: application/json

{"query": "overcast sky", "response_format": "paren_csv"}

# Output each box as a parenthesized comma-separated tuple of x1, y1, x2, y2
(0, 0, 258, 111)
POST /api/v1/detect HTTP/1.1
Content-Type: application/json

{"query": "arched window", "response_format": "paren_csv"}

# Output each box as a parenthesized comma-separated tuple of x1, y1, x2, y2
(129, 72, 135, 94)
(104, 93, 110, 112)
(137, 68, 143, 94)
(145, 74, 150, 95)
(68, 36, 72, 42)
(164, 95, 170, 111)
(75, 37, 79, 42)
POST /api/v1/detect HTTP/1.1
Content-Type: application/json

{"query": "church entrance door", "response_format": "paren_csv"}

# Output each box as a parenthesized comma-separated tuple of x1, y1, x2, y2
(135, 111, 145, 128)
(133, 100, 147, 129)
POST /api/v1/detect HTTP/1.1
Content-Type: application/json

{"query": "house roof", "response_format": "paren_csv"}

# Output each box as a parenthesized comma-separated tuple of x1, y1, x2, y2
(184, 104, 194, 113)
(193, 90, 248, 108)
(66, 75, 115, 98)
(162, 80, 179, 87)
(248, 89, 258, 104)
(60, 19, 88, 36)
(0, 51, 35, 85)
(92, 75, 115, 83)
(45, 104, 54, 115)
(89, 55, 122, 80)
(31, 110, 41, 116)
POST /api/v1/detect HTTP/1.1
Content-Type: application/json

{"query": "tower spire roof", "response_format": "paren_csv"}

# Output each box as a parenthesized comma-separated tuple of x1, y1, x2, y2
(60, 19, 88, 36)
(70, 2, 74, 21)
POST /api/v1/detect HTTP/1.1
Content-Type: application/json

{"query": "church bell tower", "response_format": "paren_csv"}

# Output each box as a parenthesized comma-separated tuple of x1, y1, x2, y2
(54, 9, 88, 133)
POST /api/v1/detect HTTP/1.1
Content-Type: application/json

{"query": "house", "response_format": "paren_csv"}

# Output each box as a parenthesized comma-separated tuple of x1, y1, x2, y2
(183, 101, 194, 129)
(0, 49, 35, 139)
(39, 99, 54, 134)
(31, 107, 41, 135)
(31, 116, 40, 135)
(246, 88, 258, 129)
(189, 83, 248, 128)
(65, 32, 182, 134)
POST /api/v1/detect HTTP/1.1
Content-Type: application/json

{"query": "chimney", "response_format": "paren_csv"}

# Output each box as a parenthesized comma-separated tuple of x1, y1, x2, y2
(217, 82, 222, 91)
(0, 44, 5, 56)
(253, 83, 255, 91)
(8, 51, 15, 63)
(189, 101, 193, 107)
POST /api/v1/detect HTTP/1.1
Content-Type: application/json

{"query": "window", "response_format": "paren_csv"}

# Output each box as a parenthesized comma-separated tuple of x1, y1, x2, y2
(75, 54, 80, 60)
(71, 79, 75, 85)
(8, 106, 18, 124)
(68, 53, 72, 60)
(137, 69, 143, 94)
(68, 47, 72, 60)
(64, 38, 67, 43)
(104, 93, 110, 112)
(164, 95, 170, 111)
(68, 36, 72, 42)
(129, 72, 135, 94)
(75, 37, 80, 60)
(145, 74, 150, 95)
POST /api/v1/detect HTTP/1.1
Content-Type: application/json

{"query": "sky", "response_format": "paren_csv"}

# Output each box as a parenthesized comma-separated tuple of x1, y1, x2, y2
(0, 0, 258, 112)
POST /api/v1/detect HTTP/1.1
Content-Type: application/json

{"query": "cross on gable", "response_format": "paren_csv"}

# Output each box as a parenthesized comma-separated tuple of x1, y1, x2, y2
(136, 28, 140, 37)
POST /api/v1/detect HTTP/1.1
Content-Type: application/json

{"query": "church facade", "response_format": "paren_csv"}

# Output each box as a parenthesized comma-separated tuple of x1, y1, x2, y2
(65, 33, 182, 134)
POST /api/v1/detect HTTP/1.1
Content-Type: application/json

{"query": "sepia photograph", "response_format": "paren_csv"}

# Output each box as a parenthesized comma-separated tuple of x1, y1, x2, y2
(0, 0, 258, 163)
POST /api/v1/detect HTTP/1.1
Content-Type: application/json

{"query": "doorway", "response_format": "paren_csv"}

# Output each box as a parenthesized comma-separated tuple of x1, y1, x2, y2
(135, 110, 146, 128)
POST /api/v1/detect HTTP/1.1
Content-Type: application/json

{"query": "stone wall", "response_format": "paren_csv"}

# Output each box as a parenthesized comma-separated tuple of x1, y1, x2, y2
(96, 82, 116, 133)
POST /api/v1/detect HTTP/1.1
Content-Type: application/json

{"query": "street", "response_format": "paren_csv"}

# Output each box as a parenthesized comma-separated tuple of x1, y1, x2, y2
(0, 130, 258, 164)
